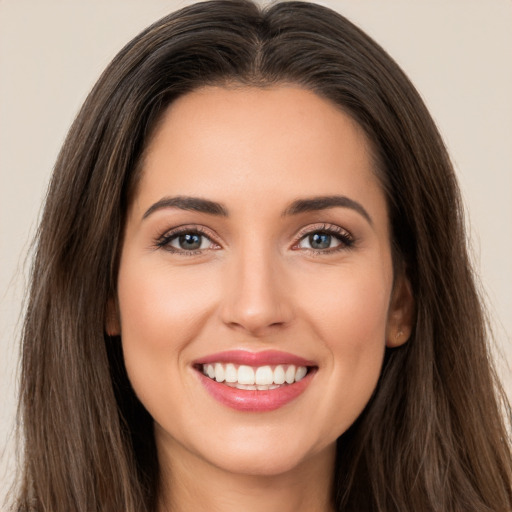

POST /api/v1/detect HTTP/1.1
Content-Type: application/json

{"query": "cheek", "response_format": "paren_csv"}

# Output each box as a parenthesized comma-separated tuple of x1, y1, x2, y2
(116, 258, 218, 405)
(118, 260, 216, 346)
(299, 261, 391, 345)
(295, 263, 391, 434)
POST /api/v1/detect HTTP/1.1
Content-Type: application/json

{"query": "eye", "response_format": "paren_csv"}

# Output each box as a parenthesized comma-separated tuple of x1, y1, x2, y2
(299, 232, 341, 251)
(156, 227, 220, 254)
(169, 232, 211, 251)
(295, 225, 354, 253)
(299, 232, 340, 250)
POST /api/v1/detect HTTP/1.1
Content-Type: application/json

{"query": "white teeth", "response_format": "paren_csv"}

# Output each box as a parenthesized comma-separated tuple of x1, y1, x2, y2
(224, 382, 281, 390)
(201, 362, 310, 387)
(295, 366, 307, 382)
(225, 363, 237, 383)
(237, 365, 255, 385)
(214, 363, 225, 383)
(273, 365, 286, 384)
(285, 365, 296, 384)
(255, 366, 273, 385)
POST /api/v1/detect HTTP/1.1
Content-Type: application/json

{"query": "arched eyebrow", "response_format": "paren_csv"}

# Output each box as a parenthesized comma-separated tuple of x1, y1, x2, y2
(143, 196, 228, 219)
(282, 195, 373, 225)
(142, 194, 372, 225)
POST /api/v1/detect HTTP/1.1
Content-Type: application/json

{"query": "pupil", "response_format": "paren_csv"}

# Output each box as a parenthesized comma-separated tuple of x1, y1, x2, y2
(179, 233, 201, 250)
(310, 233, 331, 249)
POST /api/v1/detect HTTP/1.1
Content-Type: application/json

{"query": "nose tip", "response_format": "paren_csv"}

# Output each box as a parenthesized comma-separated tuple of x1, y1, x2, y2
(225, 302, 289, 336)
(219, 258, 293, 336)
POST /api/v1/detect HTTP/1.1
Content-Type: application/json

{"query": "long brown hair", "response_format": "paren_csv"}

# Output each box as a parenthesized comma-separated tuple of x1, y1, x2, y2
(14, 1, 512, 510)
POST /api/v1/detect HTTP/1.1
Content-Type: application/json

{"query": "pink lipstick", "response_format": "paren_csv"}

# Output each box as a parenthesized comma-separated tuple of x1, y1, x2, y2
(193, 350, 317, 412)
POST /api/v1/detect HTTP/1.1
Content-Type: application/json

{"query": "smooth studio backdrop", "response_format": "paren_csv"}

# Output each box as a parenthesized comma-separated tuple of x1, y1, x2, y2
(1, 0, 511, 502)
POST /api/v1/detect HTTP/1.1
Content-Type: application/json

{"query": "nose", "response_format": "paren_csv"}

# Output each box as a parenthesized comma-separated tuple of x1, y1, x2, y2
(219, 245, 294, 337)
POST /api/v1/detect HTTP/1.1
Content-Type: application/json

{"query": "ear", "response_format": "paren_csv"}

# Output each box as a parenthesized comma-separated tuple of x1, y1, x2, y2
(105, 297, 121, 336)
(385, 272, 414, 348)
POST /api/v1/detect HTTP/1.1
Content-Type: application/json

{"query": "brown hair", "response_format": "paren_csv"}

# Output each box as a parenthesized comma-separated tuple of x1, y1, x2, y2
(14, 1, 512, 510)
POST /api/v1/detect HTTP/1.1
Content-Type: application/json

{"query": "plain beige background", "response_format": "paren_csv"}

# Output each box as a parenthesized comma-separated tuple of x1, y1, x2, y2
(1, 0, 511, 503)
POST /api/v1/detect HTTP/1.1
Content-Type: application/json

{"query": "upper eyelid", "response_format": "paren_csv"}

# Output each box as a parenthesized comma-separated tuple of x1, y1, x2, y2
(294, 223, 352, 238)
(160, 224, 217, 238)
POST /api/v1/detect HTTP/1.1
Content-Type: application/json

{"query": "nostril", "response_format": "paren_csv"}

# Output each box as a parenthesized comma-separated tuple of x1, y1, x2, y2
(219, 275, 294, 334)
(225, 318, 287, 337)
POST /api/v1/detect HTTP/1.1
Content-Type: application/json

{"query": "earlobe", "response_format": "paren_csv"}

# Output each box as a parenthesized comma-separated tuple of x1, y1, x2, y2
(105, 297, 121, 336)
(386, 273, 414, 348)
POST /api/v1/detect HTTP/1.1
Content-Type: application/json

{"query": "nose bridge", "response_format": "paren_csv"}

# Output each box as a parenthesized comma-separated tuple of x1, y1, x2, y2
(220, 235, 292, 335)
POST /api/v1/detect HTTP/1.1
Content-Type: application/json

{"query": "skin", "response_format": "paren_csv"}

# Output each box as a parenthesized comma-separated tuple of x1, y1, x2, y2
(109, 86, 413, 512)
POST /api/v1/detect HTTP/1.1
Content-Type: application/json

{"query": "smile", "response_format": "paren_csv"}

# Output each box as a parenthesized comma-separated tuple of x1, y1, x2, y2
(194, 350, 317, 412)
(202, 363, 309, 390)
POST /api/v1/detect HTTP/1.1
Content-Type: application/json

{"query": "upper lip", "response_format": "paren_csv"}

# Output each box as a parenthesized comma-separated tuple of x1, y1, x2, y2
(194, 350, 316, 367)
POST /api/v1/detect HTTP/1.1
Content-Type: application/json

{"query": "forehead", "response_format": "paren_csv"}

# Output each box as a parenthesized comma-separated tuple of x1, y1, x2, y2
(132, 86, 385, 220)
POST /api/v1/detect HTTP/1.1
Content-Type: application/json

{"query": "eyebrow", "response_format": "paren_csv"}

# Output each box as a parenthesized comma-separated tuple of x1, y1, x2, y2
(142, 194, 372, 225)
(142, 196, 228, 219)
(283, 195, 373, 225)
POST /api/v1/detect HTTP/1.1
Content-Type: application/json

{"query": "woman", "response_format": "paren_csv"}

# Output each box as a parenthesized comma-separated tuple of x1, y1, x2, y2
(13, 0, 512, 511)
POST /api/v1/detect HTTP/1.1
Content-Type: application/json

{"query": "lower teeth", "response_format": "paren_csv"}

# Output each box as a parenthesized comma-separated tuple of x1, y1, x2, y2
(223, 381, 283, 391)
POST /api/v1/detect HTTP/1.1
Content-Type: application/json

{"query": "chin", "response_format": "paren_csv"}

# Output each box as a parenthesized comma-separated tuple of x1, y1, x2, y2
(181, 423, 335, 478)
(207, 447, 319, 477)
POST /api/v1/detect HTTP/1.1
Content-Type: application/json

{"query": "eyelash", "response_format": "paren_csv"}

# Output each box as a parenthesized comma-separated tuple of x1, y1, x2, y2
(155, 225, 218, 255)
(292, 224, 355, 254)
(154, 223, 355, 255)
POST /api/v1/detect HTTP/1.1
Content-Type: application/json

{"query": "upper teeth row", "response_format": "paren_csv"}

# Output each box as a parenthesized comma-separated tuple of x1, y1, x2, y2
(202, 363, 308, 386)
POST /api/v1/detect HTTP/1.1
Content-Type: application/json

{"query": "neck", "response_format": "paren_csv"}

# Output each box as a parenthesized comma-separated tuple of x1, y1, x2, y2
(157, 438, 336, 512)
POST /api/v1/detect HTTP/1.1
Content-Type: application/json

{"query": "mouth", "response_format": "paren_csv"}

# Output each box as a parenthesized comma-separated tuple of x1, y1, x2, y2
(197, 362, 311, 390)
(193, 350, 317, 412)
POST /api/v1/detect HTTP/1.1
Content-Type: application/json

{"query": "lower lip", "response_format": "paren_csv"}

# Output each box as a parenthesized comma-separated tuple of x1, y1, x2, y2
(197, 370, 315, 412)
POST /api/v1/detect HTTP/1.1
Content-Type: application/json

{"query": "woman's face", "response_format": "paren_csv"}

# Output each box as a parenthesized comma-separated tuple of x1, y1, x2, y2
(112, 86, 412, 477)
